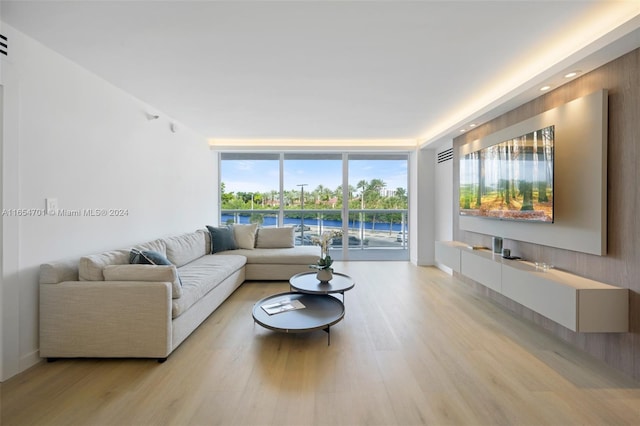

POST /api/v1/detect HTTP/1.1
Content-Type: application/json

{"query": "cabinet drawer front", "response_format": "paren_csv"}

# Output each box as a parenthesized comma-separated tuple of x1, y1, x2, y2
(435, 242, 461, 272)
(578, 290, 628, 332)
(502, 265, 577, 330)
(461, 251, 501, 292)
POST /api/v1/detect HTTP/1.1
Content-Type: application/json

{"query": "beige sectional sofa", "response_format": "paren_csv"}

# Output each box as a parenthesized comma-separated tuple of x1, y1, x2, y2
(39, 226, 319, 362)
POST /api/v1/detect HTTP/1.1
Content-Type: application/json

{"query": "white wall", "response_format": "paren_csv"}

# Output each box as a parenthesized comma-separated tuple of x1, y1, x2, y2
(1, 83, 5, 381)
(410, 148, 435, 265)
(0, 0, 7, 379)
(410, 144, 452, 268)
(1, 24, 218, 381)
(433, 142, 454, 273)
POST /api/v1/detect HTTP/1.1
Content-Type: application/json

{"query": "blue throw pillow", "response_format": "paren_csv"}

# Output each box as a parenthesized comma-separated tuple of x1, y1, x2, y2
(129, 249, 182, 286)
(206, 225, 237, 254)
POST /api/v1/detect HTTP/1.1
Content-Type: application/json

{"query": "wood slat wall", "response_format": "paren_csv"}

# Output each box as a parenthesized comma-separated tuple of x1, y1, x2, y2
(453, 47, 640, 380)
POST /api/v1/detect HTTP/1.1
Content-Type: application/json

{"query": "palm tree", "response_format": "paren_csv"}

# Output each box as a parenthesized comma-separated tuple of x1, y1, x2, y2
(348, 184, 355, 200)
(395, 187, 407, 205)
(367, 179, 387, 202)
(366, 179, 386, 231)
(356, 180, 368, 241)
(334, 184, 355, 204)
(260, 192, 267, 207)
(314, 184, 325, 204)
(320, 186, 331, 203)
(357, 180, 368, 208)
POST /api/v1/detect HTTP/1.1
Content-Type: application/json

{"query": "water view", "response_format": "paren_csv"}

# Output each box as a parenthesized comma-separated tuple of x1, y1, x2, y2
(220, 214, 406, 233)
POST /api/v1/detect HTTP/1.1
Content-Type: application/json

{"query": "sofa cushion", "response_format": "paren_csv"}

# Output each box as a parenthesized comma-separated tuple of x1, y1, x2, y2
(134, 239, 167, 256)
(233, 223, 258, 249)
(255, 227, 295, 248)
(78, 239, 168, 281)
(129, 249, 184, 288)
(103, 264, 182, 299)
(216, 246, 319, 265)
(164, 230, 208, 267)
(172, 254, 246, 318)
(39, 260, 79, 284)
(206, 226, 237, 253)
(79, 249, 130, 281)
(201, 229, 212, 255)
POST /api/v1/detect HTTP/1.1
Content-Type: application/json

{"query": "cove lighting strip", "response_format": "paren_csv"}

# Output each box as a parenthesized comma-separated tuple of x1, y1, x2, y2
(208, 139, 418, 149)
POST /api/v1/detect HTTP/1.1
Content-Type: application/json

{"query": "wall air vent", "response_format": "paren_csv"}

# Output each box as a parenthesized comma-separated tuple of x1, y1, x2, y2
(0, 34, 7, 56)
(437, 148, 453, 164)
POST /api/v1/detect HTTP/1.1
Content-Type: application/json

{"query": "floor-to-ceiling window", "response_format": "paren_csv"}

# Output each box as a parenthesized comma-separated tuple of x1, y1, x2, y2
(343, 154, 409, 260)
(220, 152, 408, 261)
(283, 154, 343, 246)
(219, 153, 280, 227)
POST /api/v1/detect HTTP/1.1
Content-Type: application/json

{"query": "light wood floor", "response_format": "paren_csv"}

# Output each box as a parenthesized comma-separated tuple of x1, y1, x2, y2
(2, 262, 639, 426)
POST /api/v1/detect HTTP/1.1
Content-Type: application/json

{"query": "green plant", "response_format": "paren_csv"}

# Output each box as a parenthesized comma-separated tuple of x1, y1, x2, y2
(311, 255, 334, 271)
(309, 230, 342, 271)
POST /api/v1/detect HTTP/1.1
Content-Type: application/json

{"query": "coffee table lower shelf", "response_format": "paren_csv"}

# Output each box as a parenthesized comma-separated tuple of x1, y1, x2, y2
(252, 292, 345, 345)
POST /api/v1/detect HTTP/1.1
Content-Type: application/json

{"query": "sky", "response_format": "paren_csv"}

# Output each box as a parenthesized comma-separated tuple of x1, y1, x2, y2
(221, 158, 408, 195)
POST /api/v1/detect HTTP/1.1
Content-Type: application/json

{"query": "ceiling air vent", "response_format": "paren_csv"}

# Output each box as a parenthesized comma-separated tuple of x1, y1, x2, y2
(437, 148, 453, 164)
(0, 34, 7, 56)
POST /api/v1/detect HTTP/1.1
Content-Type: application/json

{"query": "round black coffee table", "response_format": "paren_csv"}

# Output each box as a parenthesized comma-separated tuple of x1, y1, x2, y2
(252, 292, 344, 345)
(289, 271, 355, 301)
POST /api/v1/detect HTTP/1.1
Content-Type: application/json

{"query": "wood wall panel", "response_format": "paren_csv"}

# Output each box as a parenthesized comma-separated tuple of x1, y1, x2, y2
(452, 48, 640, 380)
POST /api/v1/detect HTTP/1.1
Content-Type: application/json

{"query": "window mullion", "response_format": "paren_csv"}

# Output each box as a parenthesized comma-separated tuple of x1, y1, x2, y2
(278, 153, 284, 227)
(342, 153, 349, 260)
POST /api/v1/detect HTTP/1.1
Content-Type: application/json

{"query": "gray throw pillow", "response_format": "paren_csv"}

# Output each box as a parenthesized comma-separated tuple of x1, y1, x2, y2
(206, 225, 237, 253)
(129, 249, 172, 265)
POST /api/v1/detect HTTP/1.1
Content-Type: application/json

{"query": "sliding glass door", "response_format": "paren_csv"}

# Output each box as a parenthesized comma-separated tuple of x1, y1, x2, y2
(283, 154, 343, 246)
(337, 154, 409, 260)
(220, 152, 408, 261)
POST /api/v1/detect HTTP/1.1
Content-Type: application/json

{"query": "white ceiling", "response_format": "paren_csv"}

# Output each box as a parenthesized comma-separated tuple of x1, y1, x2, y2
(2, 1, 640, 147)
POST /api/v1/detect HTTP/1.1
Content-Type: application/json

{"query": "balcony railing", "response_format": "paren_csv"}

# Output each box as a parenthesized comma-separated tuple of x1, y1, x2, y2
(220, 208, 408, 260)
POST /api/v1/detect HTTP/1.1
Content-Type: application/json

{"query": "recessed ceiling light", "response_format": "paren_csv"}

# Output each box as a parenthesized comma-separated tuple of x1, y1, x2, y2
(564, 71, 581, 78)
(460, 129, 466, 132)
(540, 85, 552, 91)
(469, 123, 477, 128)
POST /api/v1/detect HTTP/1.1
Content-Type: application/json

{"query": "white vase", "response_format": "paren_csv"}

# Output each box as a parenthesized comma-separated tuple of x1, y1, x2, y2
(316, 268, 333, 283)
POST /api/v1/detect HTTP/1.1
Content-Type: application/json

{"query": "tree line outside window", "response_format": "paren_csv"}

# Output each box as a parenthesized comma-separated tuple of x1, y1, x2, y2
(219, 153, 409, 228)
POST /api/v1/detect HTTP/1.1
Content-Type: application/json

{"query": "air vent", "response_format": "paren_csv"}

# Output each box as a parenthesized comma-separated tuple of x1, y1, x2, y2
(437, 148, 453, 164)
(0, 34, 7, 56)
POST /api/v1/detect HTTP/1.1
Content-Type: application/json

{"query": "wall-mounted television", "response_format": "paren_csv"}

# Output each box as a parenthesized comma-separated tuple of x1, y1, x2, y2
(460, 125, 554, 223)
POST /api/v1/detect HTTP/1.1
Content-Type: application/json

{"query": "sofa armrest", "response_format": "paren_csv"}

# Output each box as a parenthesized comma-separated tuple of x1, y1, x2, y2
(40, 280, 172, 359)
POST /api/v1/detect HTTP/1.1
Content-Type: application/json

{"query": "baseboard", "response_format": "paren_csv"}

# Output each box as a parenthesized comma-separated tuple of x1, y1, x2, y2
(434, 262, 453, 275)
(20, 349, 43, 372)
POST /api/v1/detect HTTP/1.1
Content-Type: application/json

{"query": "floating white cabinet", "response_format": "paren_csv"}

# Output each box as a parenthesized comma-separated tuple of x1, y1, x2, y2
(434, 241, 463, 272)
(461, 250, 502, 293)
(501, 262, 628, 332)
(435, 241, 629, 333)
(501, 263, 576, 330)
